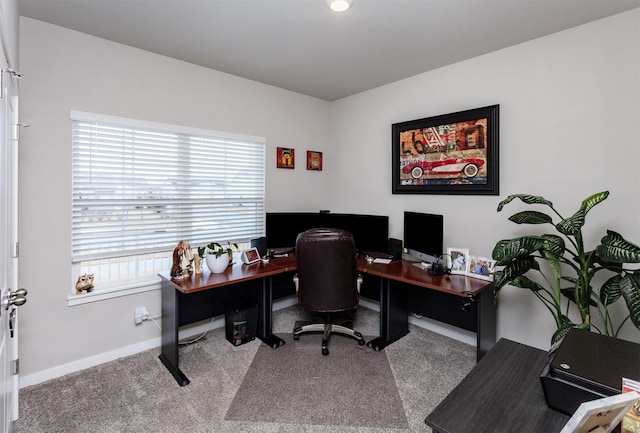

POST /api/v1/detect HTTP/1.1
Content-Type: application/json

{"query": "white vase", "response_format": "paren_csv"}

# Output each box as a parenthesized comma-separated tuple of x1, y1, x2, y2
(206, 252, 229, 273)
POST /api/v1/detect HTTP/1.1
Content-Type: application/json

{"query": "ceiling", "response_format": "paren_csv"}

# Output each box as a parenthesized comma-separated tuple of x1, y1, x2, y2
(18, 0, 640, 101)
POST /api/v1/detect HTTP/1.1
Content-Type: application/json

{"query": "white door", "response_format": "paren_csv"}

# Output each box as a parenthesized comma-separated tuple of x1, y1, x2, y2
(0, 49, 23, 432)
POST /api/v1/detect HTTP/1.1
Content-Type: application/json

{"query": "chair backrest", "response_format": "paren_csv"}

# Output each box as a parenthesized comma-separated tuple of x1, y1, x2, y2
(295, 228, 359, 313)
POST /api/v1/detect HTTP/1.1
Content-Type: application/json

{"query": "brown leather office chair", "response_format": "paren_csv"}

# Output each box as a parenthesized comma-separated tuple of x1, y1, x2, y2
(293, 228, 365, 356)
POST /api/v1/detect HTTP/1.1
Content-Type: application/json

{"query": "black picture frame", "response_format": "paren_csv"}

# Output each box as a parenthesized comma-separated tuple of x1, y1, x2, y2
(392, 104, 499, 195)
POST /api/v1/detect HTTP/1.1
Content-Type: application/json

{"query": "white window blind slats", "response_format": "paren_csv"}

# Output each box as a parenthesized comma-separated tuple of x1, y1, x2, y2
(71, 114, 265, 264)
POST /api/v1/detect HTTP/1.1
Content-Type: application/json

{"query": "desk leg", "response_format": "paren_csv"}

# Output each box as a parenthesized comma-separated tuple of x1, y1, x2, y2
(367, 278, 409, 351)
(257, 276, 285, 349)
(476, 287, 497, 361)
(158, 281, 190, 386)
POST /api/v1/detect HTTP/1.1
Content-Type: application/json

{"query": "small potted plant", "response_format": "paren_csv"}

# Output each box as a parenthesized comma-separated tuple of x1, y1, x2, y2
(205, 241, 238, 273)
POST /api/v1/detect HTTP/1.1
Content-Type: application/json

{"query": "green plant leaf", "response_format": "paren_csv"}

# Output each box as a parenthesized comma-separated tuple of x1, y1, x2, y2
(494, 256, 540, 291)
(540, 235, 564, 280)
(596, 230, 640, 264)
(508, 211, 553, 225)
(620, 272, 640, 330)
(599, 275, 621, 306)
(541, 235, 565, 257)
(580, 191, 609, 215)
(497, 194, 553, 212)
(551, 317, 576, 345)
(492, 236, 547, 262)
(556, 209, 585, 236)
(561, 287, 577, 303)
(509, 275, 545, 292)
(551, 320, 588, 345)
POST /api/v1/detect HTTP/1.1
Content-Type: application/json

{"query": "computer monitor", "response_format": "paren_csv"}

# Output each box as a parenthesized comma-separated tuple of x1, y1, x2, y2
(403, 211, 443, 265)
(265, 212, 389, 254)
(328, 213, 389, 255)
(265, 212, 321, 252)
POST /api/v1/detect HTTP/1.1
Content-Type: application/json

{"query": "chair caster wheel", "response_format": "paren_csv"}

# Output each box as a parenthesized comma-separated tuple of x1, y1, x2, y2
(293, 334, 300, 340)
(358, 339, 365, 346)
(322, 348, 329, 356)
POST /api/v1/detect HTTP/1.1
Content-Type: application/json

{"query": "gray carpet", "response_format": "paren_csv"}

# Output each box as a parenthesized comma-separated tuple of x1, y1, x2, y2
(225, 333, 408, 429)
(13, 305, 476, 433)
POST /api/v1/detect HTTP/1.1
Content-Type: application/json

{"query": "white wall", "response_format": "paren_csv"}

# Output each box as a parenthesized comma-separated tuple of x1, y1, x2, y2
(17, 9, 640, 383)
(18, 17, 331, 380)
(329, 9, 640, 350)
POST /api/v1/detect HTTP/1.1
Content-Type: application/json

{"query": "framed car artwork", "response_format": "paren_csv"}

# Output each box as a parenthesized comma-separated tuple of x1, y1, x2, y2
(392, 105, 499, 195)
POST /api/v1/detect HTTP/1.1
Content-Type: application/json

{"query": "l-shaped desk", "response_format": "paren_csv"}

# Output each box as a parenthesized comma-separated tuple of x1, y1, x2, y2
(159, 254, 496, 386)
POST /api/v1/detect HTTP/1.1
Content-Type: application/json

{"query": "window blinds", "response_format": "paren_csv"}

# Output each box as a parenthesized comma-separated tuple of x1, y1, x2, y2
(71, 112, 265, 263)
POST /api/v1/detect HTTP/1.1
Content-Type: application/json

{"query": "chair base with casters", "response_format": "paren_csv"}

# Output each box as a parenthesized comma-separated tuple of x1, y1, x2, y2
(293, 264, 364, 356)
(293, 316, 365, 356)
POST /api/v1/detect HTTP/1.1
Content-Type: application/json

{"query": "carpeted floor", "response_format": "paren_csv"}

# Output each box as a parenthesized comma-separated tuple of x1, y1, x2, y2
(13, 305, 476, 433)
(225, 333, 408, 429)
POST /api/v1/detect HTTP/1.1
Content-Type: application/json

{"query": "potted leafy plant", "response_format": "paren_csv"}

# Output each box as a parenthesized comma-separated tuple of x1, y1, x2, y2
(205, 241, 238, 273)
(492, 191, 640, 344)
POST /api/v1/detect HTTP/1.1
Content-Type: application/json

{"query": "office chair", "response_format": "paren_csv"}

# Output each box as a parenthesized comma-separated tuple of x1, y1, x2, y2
(293, 228, 365, 356)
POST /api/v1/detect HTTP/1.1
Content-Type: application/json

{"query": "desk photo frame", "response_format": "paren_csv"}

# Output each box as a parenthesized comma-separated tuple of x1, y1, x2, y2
(447, 247, 469, 275)
(560, 391, 640, 433)
(392, 105, 499, 195)
(466, 255, 495, 281)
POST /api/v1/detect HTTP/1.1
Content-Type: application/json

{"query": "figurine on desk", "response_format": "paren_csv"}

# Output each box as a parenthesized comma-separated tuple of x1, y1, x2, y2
(170, 240, 194, 279)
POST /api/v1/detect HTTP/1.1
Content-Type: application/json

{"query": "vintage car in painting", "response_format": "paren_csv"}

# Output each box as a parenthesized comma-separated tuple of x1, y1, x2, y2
(402, 157, 485, 179)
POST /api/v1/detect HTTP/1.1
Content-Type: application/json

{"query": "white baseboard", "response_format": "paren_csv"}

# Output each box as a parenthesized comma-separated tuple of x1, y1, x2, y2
(20, 295, 472, 388)
(20, 296, 300, 388)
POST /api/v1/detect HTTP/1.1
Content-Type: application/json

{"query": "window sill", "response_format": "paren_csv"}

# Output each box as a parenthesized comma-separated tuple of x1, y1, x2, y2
(67, 277, 161, 306)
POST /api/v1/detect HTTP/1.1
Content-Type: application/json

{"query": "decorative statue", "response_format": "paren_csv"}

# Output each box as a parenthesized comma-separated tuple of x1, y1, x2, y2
(171, 240, 194, 279)
(193, 253, 202, 274)
(180, 240, 194, 275)
(76, 273, 95, 295)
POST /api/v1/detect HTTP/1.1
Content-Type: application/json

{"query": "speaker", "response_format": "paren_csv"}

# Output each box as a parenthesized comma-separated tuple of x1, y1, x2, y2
(387, 238, 403, 260)
(250, 236, 267, 258)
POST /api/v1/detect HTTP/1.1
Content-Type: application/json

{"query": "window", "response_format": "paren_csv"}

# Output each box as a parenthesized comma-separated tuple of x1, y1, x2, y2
(71, 111, 265, 297)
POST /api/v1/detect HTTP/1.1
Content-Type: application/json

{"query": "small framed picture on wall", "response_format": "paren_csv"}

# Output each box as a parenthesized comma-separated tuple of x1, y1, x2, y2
(277, 147, 295, 169)
(307, 151, 322, 171)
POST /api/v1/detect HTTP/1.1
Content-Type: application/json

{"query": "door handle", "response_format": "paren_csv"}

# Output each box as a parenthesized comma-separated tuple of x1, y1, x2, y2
(5, 288, 27, 310)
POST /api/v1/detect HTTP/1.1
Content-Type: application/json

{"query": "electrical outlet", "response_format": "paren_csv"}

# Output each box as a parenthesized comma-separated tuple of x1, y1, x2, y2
(134, 307, 149, 325)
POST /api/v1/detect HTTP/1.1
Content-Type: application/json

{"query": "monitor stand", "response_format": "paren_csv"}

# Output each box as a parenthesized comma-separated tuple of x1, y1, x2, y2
(412, 261, 432, 270)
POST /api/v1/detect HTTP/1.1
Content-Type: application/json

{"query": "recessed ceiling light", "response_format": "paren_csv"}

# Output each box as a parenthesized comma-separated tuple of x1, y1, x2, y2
(326, 0, 353, 13)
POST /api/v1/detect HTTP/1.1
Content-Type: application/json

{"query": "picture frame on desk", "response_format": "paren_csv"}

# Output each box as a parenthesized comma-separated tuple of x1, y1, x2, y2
(447, 247, 469, 275)
(466, 255, 496, 281)
(559, 391, 640, 433)
(391, 104, 499, 195)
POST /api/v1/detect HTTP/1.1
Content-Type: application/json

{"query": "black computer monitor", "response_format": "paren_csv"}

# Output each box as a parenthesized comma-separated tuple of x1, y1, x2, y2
(328, 213, 389, 255)
(265, 212, 389, 254)
(403, 211, 443, 264)
(265, 212, 321, 252)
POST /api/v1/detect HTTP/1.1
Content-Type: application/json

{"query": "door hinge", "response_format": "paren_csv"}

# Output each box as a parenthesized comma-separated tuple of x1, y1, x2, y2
(11, 359, 19, 375)
(12, 241, 18, 258)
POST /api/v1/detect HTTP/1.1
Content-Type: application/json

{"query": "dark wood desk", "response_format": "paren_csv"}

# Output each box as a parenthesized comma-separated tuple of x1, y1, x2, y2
(158, 260, 288, 386)
(425, 338, 570, 433)
(158, 254, 496, 385)
(358, 258, 496, 360)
